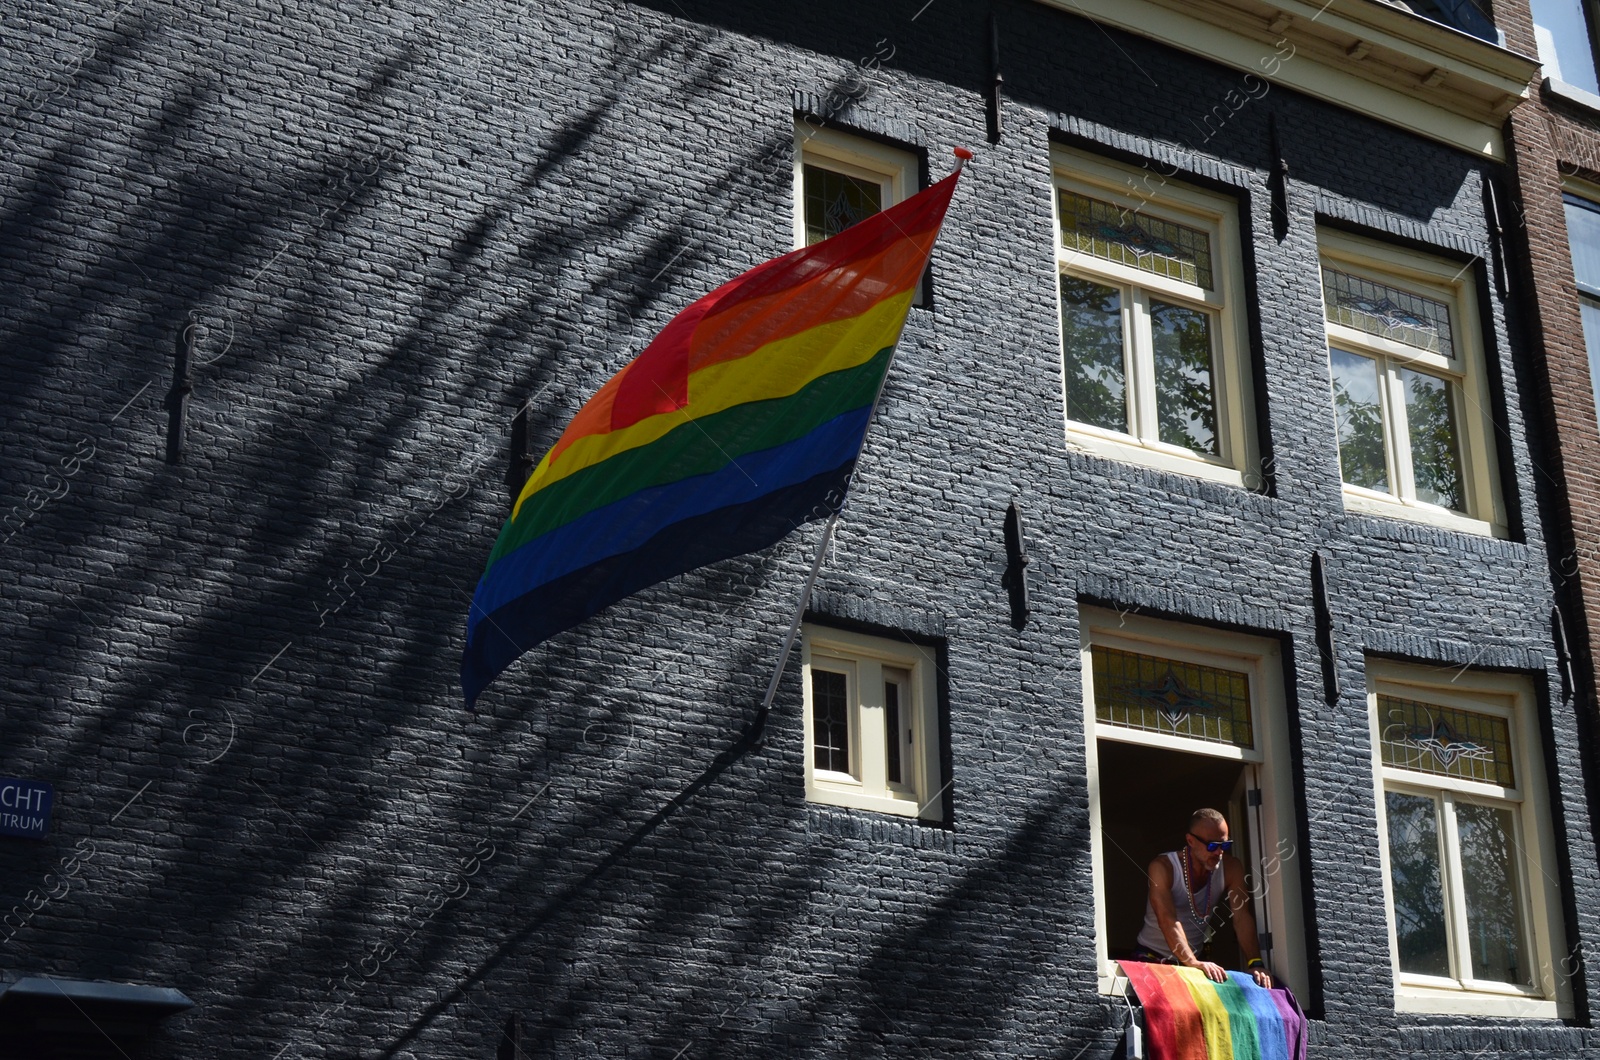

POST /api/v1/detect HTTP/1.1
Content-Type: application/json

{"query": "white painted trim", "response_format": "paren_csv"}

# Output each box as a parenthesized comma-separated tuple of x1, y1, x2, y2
(1029, 0, 1534, 160)
(1319, 229, 1508, 537)
(1052, 148, 1260, 488)
(1365, 660, 1573, 1018)
(792, 124, 915, 250)
(802, 624, 943, 822)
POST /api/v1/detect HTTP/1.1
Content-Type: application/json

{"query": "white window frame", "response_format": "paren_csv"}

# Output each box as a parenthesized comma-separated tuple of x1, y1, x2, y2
(1052, 147, 1260, 488)
(793, 124, 915, 250)
(1319, 230, 1507, 538)
(1366, 660, 1572, 1019)
(1080, 608, 1306, 998)
(801, 624, 943, 821)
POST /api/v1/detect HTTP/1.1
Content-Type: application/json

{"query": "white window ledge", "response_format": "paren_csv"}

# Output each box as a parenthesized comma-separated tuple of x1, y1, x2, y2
(1065, 427, 1252, 490)
(1396, 986, 1568, 1020)
(1342, 487, 1507, 539)
(1542, 76, 1600, 114)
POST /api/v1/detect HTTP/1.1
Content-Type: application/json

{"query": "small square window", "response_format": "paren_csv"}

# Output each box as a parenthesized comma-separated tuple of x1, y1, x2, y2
(1320, 231, 1507, 536)
(792, 125, 915, 250)
(801, 624, 943, 821)
(1368, 662, 1571, 1018)
(1053, 148, 1260, 488)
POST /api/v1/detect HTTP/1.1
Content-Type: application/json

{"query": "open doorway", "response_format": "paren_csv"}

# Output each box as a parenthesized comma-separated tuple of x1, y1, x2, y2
(1081, 607, 1306, 996)
(1097, 740, 1253, 971)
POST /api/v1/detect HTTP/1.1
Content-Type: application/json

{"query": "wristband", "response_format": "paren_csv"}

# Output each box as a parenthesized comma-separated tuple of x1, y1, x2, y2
(1247, 958, 1266, 970)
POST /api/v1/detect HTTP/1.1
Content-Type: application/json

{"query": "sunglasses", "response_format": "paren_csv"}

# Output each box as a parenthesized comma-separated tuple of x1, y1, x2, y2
(1188, 832, 1234, 853)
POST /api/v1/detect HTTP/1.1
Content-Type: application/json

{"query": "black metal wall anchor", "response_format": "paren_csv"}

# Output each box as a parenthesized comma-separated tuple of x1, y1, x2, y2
(1552, 603, 1576, 704)
(1268, 113, 1290, 243)
(986, 9, 1003, 145)
(164, 318, 198, 465)
(507, 402, 536, 505)
(1485, 176, 1511, 301)
(1001, 500, 1030, 630)
(1311, 550, 1339, 705)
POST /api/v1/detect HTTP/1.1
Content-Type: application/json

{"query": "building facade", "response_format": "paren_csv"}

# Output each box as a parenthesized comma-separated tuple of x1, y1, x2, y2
(1, 0, 1596, 1056)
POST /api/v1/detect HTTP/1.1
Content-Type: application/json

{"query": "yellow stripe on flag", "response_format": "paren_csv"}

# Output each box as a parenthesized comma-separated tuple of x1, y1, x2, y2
(514, 288, 915, 519)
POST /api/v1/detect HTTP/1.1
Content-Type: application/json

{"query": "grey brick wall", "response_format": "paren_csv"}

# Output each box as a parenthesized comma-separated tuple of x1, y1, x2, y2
(0, 0, 1594, 1056)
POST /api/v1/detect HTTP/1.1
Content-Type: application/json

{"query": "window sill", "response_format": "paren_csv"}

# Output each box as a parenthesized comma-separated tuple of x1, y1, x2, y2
(1395, 984, 1567, 1020)
(1065, 427, 1253, 490)
(806, 783, 942, 821)
(1342, 489, 1506, 539)
(1542, 76, 1600, 116)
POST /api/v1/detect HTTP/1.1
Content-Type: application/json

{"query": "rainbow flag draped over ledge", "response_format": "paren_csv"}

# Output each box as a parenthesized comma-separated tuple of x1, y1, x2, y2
(1119, 962, 1308, 1060)
(461, 172, 961, 705)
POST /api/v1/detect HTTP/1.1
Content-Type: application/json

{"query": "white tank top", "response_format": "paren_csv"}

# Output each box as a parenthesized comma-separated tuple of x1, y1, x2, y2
(1136, 851, 1222, 957)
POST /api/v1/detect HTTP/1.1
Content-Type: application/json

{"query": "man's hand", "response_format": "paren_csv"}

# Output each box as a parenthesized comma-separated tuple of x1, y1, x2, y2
(1189, 960, 1227, 983)
(1250, 967, 1272, 988)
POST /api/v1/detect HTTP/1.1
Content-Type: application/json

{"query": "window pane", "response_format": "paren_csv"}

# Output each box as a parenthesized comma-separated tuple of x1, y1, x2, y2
(1532, 0, 1600, 96)
(1091, 645, 1253, 748)
(1324, 267, 1455, 359)
(884, 673, 903, 786)
(1058, 190, 1213, 289)
(1581, 298, 1600, 418)
(1330, 348, 1389, 493)
(1386, 791, 1452, 978)
(803, 164, 882, 245)
(1456, 802, 1530, 987)
(811, 669, 851, 774)
(1563, 196, 1600, 292)
(1150, 300, 1219, 455)
(1399, 368, 1465, 512)
(1061, 275, 1128, 433)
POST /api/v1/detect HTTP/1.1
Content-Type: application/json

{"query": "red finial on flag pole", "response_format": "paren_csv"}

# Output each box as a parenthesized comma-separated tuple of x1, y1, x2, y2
(953, 146, 975, 170)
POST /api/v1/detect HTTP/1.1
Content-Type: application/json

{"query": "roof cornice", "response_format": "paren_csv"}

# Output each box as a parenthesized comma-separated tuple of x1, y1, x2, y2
(1032, 0, 1539, 160)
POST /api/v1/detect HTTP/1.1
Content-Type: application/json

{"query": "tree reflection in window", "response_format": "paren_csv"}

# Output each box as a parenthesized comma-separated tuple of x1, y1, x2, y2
(1151, 300, 1218, 454)
(1330, 348, 1388, 493)
(1400, 368, 1465, 512)
(1387, 790, 1451, 978)
(1457, 802, 1528, 986)
(1060, 275, 1127, 433)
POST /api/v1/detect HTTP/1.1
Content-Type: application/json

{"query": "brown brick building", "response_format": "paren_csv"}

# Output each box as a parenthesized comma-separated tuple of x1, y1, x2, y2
(1496, 0, 1600, 725)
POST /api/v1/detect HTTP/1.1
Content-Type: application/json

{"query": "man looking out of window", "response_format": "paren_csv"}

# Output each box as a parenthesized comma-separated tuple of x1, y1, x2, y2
(1132, 808, 1273, 987)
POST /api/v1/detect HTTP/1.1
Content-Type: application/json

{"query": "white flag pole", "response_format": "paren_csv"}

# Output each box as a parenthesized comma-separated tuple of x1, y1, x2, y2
(745, 147, 971, 747)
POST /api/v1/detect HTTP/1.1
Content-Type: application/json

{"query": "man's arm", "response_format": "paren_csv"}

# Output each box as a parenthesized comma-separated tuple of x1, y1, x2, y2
(1148, 856, 1227, 983)
(1224, 855, 1273, 987)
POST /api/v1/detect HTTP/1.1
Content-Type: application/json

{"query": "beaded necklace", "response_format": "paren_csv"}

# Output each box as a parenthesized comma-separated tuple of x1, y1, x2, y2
(1179, 847, 1217, 927)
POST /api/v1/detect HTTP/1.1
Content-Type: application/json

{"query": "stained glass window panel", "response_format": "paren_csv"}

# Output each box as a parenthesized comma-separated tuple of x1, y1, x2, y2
(1058, 190, 1213, 290)
(1150, 300, 1219, 454)
(811, 668, 851, 774)
(803, 164, 882, 245)
(1386, 790, 1452, 977)
(1456, 801, 1529, 986)
(1378, 695, 1515, 787)
(1091, 645, 1253, 748)
(1399, 367, 1465, 511)
(1060, 275, 1128, 433)
(1324, 268, 1454, 359)
(1330, 348, 1389, 493)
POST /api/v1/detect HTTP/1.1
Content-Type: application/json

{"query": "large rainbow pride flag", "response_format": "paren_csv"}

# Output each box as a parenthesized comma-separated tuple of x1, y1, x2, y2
(1119, 961, 1308, 1060)
(461, 170, 961, 705)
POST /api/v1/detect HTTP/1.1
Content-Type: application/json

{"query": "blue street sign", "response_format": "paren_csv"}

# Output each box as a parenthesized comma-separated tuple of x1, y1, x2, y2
(0, 778, 53, 839)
